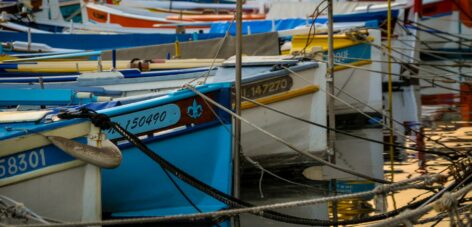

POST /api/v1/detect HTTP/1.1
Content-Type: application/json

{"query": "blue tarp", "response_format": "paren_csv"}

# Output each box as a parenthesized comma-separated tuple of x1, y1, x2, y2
(209, 9, 398, 35)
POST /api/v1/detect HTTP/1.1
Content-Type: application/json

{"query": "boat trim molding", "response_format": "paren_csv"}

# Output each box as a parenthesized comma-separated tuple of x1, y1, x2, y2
(333, 60, 372, 72)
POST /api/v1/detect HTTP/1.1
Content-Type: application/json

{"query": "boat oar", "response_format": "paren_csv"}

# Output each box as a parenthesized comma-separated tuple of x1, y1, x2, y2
(47, 136, 122, 169)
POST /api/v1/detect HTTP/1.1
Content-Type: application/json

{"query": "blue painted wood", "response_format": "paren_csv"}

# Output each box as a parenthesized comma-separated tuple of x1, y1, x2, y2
(0, 82, 233, 218)
(2, 51, 102, 62)
(327, 43, 371, 64)
(0, 30, 225, 50)
(0, 89, 102, 105)
(209, 10, 396, 34)
(104, 103, 181, 140)
(102, 124, 232, 216)
(0, 83, 230, 139)
(0, 139, 81, 180)
(0, 66, 211, 82)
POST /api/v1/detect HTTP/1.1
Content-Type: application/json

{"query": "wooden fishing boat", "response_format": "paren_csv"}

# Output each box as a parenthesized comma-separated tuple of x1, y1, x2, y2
(0, 88, 112, 106)
(1, 0, 217, 34)
(407, 1, 469, 107)
(28, 0, 81, 27)
(356, 0, 461, 129)
(0, 83, 233, 222)
(0, 67, 216, 97)
(0, 0, 22, 15)
(291, 30, 383, 115)
(5, 4, 396, 35)
(85, 2, 210, 31)
(166, 14, 266, 22)
(208, 9, 396, 35)
(290, 29, 385, 182)
(118, 0, 261, 13)
(0, 29, 225, 50)
(0, 57, 328, 165)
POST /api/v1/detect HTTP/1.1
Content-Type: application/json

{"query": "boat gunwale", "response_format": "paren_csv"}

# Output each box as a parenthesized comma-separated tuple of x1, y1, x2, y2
(0, 83, 231, 142)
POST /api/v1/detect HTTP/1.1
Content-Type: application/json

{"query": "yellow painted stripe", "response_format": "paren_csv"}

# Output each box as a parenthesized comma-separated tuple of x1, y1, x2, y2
(333, 60, 372, 72)
(0, 160, 84, 187)
(0, 55, 17, 61)
(281, 49, 291, 55)
(290, 32, 374, 54)
(241, 85, 319, 110)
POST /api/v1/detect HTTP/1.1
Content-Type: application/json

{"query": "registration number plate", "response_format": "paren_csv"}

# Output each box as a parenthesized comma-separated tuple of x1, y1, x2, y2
(241, 76, 293, 100)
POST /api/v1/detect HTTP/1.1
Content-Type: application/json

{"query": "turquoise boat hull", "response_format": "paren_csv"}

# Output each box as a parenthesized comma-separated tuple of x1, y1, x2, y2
(0, 83, 233, 222)
(102, 124, 232, 216)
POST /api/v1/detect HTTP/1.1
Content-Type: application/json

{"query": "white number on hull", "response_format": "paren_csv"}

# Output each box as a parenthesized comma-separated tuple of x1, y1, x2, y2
(0, 149, 47, 178)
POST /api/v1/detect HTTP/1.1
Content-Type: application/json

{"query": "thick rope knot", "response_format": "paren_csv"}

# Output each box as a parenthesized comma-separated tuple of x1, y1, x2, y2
(373, 184, 390, 195)
(425, 174, 448, 186)
(401, 218, 414, 227)
(433, 192, 457, 212)
(89, 113, 113, 130)
(373, 184, 390, 202)
(7, 203, 28, 219)
(57, 108, 113, 130)
(393, 209, 421, 226)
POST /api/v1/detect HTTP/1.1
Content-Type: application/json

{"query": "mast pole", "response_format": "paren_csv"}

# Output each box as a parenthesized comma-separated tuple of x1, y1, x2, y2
(327, 0, 338, 224)
(233, 0, 243, 225)
(387, 0, 395, 183)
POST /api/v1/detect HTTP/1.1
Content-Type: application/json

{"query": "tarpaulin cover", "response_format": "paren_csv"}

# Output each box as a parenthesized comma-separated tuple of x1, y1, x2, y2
(101, 32, 280, 60)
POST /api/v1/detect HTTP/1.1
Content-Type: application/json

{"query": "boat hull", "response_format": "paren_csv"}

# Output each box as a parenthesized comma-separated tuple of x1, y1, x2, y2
(239, 64, 327, 161)
(102, 124, 232, 216)
(0, 83, 233, 221)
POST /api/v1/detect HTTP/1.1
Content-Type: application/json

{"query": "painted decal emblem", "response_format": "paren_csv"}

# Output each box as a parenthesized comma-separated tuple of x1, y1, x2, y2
(187, 99, 203, 119)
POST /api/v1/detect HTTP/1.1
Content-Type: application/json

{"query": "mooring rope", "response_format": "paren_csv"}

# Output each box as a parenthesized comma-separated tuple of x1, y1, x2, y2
(416, 204, 472, 225)
(329, 55, 472, 68)
(199, 95, 326, 192)
(283, 65, 447, 156)
(14, 100, 466, 227)
(255, 66, 462, 160)
(285, 63, 464, 156)
(350, 29, 472, 80)
(0, 196, 49, 225)
(184, 85, 392, 184)
(16, 172, 444, 227)
(368, 182, 472, 227)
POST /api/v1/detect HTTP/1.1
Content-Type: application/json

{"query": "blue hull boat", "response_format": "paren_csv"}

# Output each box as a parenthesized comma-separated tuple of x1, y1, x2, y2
(0, 9, 397, 51)
(0, 83, 233, 222)
(0, 30, 225, 50)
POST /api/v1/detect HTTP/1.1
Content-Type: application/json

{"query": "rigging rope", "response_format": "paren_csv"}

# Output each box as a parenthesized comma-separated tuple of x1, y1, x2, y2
(35, 104, 469, 226)
(282, 65, 466, 158)
(184, 85, 392, 183)
(238, 90, 461, 159)
(368, 182, 472, 227)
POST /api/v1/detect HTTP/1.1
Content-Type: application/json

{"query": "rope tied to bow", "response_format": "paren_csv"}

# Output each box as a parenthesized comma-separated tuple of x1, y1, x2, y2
(373, 185, 389, 195)
(57, 107, 113, 130)
(389, 209, 418, 227)
(433, 192, 457, 213)
(424, 174, 448, 186)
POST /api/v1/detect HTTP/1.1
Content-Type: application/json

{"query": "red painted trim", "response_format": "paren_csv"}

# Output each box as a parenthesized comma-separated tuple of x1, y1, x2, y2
(421, 93, 458, 105)
(87, 6, 209, 29)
